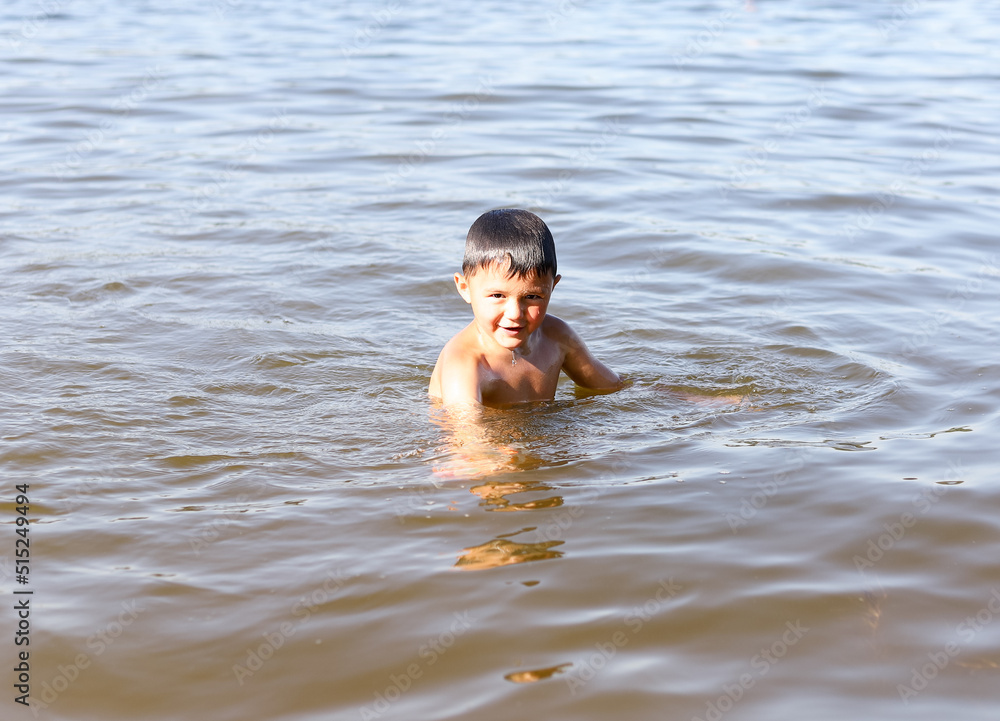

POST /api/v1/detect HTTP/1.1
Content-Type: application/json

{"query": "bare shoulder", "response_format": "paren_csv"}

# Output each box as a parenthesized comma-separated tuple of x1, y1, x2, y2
(540, 314, 574, 341)
(435, 329, 479, 373)
(541, 314, 585, 350)
(429, 324, 484, 404)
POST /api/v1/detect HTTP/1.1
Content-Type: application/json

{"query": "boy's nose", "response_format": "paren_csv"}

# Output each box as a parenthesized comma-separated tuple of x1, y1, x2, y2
(504, 299, 524, 319)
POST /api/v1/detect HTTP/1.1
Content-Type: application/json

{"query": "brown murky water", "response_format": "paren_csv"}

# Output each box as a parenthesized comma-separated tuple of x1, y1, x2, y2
(2, 1, 999, 719)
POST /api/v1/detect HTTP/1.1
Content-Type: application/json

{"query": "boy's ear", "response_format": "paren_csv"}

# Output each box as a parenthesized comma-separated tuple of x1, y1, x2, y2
(552, 274, 561, 289)
(454, 273, 472, 304)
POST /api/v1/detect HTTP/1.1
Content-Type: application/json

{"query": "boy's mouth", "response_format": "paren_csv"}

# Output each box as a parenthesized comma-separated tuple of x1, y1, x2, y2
(499, 325, 523, 335)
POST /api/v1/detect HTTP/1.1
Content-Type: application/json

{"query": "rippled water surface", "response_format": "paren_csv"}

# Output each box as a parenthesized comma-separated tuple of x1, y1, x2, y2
(3, 1, 999, 719)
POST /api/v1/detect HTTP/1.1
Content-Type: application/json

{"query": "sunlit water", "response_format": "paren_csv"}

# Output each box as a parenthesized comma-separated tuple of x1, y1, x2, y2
(2, 1, 999, 719)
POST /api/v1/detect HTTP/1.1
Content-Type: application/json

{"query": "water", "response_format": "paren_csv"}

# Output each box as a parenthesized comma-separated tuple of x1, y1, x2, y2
(2, 0, 999, 719)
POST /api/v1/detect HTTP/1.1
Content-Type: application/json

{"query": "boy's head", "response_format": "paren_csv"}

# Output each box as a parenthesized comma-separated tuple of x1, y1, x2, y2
(462, 208, 557, 280)
(455, 209, 561, 353)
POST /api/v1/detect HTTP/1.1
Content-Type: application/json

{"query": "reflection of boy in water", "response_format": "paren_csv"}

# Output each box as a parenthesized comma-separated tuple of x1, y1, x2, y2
(429, 209, 621, 408)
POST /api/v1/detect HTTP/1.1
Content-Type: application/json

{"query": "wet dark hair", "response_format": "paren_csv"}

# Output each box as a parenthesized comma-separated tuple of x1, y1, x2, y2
(462, 208, 557, 279)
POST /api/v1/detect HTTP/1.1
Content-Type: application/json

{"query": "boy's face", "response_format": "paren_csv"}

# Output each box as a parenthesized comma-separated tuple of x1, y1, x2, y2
(455, 263, 560, 353)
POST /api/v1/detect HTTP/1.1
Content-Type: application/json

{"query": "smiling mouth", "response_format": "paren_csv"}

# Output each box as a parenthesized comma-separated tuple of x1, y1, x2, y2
(500, 326, 523, 334)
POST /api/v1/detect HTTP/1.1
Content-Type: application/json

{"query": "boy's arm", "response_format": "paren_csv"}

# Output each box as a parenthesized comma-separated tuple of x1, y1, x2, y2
(436, 346, 484, 407)
(431, 351, 515, 479)
(551, 317, 622, 391)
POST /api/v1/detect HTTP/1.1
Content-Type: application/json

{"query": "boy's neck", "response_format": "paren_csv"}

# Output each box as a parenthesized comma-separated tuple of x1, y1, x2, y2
(476, 326, 537, 361)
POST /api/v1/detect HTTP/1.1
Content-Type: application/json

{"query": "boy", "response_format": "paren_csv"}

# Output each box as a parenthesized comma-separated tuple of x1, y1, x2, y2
(429, 208, 622, 408)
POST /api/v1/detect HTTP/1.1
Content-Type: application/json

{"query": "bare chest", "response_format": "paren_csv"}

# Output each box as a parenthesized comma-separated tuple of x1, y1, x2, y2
(479, 345, 564, 407)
